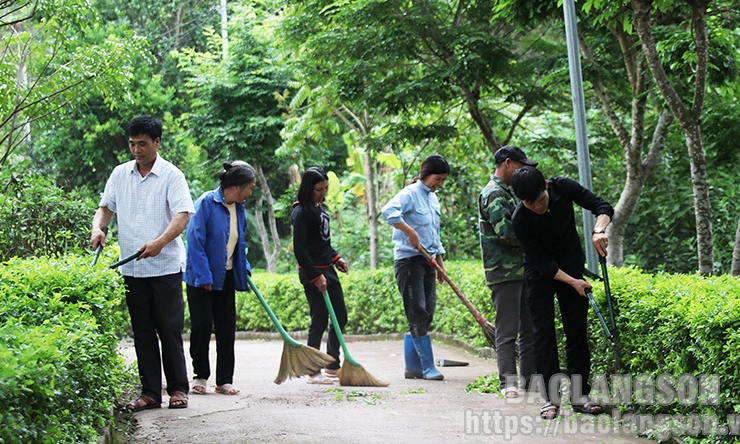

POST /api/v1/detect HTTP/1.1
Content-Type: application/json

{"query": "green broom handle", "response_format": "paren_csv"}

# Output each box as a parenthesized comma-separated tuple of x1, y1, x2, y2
(323, 291, 361, 367)
(246, 275, 303, 348)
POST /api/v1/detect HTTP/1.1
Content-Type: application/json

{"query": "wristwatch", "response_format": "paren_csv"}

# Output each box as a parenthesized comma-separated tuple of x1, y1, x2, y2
(592, 227, 605, 234)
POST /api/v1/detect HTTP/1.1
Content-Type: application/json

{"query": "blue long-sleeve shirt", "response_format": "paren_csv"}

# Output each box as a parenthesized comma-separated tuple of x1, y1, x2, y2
(381, 180, 445, 260)
(184, 187, 252, 291)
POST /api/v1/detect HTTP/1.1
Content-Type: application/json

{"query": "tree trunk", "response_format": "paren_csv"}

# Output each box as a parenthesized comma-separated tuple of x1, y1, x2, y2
(579, 26, 671, 266)
(253, 164, 281, 273)
(363, 147, 379, 269)
(632, 0, 714, 274)
(732, 218, 740, 276)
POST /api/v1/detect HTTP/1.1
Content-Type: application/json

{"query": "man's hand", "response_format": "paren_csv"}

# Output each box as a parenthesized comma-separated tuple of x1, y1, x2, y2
(592, 232, 609, 258)
(554, 269, 592, 297)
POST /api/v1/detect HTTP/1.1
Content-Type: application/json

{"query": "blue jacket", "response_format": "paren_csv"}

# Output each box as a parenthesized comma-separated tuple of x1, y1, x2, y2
(184, 187, 252, 291)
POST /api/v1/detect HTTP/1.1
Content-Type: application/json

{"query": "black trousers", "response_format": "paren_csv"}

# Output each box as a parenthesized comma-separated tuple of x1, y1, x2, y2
(394, 255, 437, 338)
(186, 270, 237, 386)
(303, 267, 346, 371)
(526, 276, 591, 403)
(124, 273, 189, 402)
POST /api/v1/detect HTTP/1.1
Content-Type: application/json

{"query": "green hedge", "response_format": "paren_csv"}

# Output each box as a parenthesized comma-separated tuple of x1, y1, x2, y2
(587, 268, 740, 418)
(0, 255, 128, 444)
(3, 253, 738, 443)
(235, 261, 493, 343)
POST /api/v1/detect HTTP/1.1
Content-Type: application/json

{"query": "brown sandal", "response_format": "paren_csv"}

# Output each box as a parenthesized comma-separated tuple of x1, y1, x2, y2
(168, 390, 189, 409)
(128, 394, 160, 412)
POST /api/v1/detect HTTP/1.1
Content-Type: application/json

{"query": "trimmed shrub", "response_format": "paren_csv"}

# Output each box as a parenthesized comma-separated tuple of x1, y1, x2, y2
(0, 255, 127, 444)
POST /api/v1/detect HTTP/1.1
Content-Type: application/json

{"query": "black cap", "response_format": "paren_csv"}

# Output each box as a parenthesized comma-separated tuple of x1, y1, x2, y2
(494, 146, 537, 167)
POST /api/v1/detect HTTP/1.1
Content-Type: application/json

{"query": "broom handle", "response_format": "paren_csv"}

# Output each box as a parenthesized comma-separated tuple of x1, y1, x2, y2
(418, 248, 488, 326)
(599, 255, 617, 331)
(322, 291, 361, 367)
(246, 275, 303, 348)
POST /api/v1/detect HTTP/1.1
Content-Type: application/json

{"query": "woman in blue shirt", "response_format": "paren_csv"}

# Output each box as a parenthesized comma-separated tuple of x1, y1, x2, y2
(381, 154, 450, 380)
(184, 161, 256, 396)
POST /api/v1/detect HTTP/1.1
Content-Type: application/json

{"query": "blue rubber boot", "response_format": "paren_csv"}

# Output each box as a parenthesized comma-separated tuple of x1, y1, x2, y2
(411, 335, 444, 380)
(404, 333, 423, 379)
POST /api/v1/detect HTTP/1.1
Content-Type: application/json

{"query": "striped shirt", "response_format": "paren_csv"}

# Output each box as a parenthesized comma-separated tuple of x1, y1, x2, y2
(99, 154, 195, 278)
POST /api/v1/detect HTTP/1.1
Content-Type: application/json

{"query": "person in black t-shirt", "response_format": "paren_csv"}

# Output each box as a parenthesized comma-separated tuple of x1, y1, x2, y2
(511, 166, 612, 420)
(291, 167, 349, 385)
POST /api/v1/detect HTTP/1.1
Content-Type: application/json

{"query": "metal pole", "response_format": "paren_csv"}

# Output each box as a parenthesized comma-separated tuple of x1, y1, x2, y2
(563, 0, 598, 274)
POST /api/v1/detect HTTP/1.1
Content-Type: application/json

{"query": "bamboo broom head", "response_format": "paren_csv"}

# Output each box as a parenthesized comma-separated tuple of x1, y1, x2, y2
(337, 360, 389, 387)
(274, 342, 335, 385)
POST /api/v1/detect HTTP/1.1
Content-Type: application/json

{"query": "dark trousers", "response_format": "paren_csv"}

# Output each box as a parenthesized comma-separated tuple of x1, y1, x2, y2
(186, 270, 236, 386)
(124, 273, 189, 402)
(527, 276, 591, 403)
(394, 255, 437, 338)
(303, 267, 346, 370)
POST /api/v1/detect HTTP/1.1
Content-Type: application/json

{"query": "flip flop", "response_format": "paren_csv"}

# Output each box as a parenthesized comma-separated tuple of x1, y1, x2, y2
(168, 391, 188, 409)
(307, 373, 335, 385)
(191, 378, 207, 395)
(128, 394, 160, 412)
(215, 384, 240, 395)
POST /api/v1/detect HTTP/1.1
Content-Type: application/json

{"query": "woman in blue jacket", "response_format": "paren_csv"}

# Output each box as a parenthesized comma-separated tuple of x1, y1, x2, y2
(184, 161, 256, 395)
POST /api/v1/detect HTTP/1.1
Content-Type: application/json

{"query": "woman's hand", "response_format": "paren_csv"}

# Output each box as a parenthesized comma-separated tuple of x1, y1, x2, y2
(335, 258, 349, 274)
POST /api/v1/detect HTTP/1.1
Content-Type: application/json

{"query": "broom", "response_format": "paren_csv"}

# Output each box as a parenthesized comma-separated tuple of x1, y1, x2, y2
(419, 248, 497, 348)
(322, 291, 389, 387)
(246, 275, 335, 384)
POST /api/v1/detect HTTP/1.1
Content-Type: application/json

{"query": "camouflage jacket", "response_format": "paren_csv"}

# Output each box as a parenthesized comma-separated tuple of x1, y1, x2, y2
(478, 176, 525, 286)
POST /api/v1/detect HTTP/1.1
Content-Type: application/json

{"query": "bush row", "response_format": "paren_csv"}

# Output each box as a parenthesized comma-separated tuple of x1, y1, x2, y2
(2, 253, 737, 443)
(0, 255, 128, 444)
(245, 263, 740, 441)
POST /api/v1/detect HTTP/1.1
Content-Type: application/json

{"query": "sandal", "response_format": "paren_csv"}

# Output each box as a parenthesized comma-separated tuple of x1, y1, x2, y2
(540, 402, 559, 420)
(191, 378, 207, 395)
(501, 386, 518, 398)
(215, 384, 240, 395)
(128, 394, 160, 412)
(168, 391, 189, 409)
(307, 373, 335, 385)
(323, 369, 340, 379)
(572, 400, 604, 415)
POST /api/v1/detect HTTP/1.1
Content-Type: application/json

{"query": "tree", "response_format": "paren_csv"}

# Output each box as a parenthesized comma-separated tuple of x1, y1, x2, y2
(177, 3, 292, 272)
(631, 0, 714, 274)
(276, 0, 564, 267)
(0, 0, 146, 176)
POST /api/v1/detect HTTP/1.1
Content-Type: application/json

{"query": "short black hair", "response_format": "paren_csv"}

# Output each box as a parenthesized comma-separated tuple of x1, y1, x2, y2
(511, 166, 546, 202)
(126, 116, 162, 141)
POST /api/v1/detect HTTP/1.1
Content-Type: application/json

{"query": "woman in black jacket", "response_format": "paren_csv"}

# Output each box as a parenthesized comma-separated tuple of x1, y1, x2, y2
(291, 167, 349, 385)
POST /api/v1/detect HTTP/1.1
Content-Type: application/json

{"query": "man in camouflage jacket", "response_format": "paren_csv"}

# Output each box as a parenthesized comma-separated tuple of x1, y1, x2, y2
(478, 146, 538, 397)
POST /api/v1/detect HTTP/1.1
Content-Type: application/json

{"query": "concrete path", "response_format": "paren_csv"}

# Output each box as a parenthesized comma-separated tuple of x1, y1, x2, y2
(118, 335, 650, 443)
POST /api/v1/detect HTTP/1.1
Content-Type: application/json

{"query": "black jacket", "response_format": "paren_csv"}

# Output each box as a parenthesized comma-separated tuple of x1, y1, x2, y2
(511, 177, 614, 281)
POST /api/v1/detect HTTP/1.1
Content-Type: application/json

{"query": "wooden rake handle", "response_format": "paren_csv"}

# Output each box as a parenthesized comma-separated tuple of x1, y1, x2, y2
(418, 248, 489, 326)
